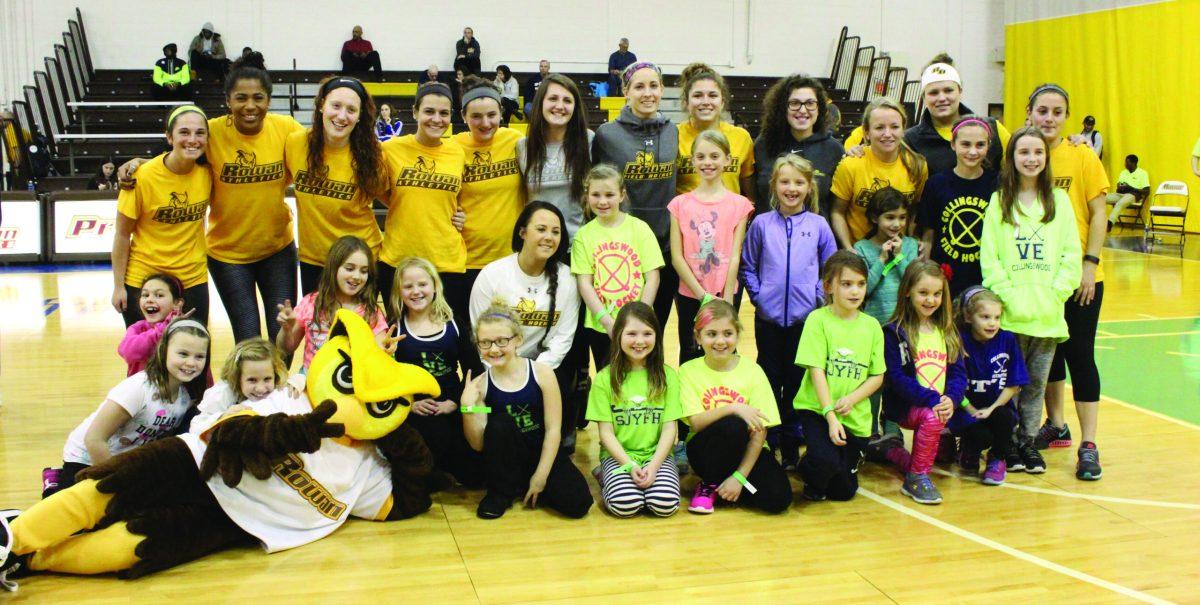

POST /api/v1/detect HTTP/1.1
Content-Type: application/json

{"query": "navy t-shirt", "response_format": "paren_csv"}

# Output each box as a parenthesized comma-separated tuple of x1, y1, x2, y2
(393, 317, 481, 402)
(948, 327, 1029, 433)
(918, 169, 998, 297)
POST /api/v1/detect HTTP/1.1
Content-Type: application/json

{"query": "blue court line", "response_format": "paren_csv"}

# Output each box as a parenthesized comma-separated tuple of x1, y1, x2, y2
(0, 262, 112, 274)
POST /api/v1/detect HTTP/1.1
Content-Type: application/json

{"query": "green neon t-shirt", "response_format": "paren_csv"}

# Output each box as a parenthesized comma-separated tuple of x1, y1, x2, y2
(793, 306, 885, 438)
(585, 367, 682, 465)
(570, 214, 665, 332)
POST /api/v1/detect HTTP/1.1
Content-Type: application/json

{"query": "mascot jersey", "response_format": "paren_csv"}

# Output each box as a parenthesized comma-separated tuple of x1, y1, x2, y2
(179, 392, 394, 553)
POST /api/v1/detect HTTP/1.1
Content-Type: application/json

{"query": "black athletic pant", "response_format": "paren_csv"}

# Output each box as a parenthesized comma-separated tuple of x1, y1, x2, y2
(686, 415, 792, 513)
(151, 83, 193, 101)
(299, 261, 323, 297)
(408, 411, 484, 488)
(796, 410, 866, 501)
(189, 51, 230, 80)
(1048, 282, 1103, 401)
(341, 51, 382, 76)
(954, 406, 1017, 460)
(755, 317, 806, 428)
(207, 244, 298, 343)
(556, 314, 592, 432)
(652, 263, 677, 337)
(122, 283, 208, 328)
(482, 413, 592, 518)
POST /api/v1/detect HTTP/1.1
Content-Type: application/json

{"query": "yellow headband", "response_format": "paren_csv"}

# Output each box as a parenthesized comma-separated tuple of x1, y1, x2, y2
(168, 104, 207, 127)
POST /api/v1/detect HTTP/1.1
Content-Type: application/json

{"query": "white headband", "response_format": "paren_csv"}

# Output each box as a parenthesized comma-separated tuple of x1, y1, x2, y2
(920, 63, 961, 92)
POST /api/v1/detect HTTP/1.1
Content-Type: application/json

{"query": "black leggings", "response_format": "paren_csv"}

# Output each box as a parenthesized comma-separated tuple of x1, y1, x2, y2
(122, 283, 209, 328)
(686, 415, 792, 513)
(652, 262, 677, 336)
(754, 317, 806, 428)
(299, 261, 324, 297)
(587, 329, 611, 372)
(207, 244, 298, 343)
(408, 412, 484, 488)
(1048, 281, 1103, 401)
(795, 410, 866, 501)
(953, 405, 1017, 459)
(481, 413, 593, 518)
(555, 316, 593, 432)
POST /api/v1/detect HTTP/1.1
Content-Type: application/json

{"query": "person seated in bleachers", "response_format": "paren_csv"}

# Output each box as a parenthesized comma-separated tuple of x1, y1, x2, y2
(188, 22, 230, 82)
(523, 60, 549, 117)
(494, 65, 521, 123)
(340, 25, 382, 79)
(88, 159, 118, 191)
(152, 43, 193, 101)
(454, 27, 481, 76)
(607, 38, 636, 96)
(419, 64, 441, 85)
(1106, 154, 1150, 230)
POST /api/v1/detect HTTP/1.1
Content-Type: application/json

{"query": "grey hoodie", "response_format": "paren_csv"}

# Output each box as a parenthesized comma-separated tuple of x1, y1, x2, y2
(592, 106, 678, 248)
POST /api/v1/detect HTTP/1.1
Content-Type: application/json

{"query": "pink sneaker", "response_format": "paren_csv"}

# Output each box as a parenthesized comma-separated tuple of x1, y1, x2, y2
(41, 467, 62, 498)
(688, 483, 717, 514)
(981, 457, 1006, 485)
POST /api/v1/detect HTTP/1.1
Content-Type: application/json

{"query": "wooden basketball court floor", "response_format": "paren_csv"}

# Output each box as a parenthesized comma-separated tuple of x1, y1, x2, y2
(1, 242, 1198, 603)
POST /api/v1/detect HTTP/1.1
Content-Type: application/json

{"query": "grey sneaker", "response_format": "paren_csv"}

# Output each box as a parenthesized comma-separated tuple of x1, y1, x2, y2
(673, 442, 690, 476)
(901, 472, 943, 505)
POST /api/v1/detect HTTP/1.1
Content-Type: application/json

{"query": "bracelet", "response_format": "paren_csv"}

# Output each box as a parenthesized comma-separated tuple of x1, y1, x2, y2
(959, 399, 971, 409)
(610, 461, 634, 477)
(881, 252, 906, 275)
(1083, 254, 1101, 266)
(730, 470, 758, 494)
(821, 405, 836, 416)
(595, 302, 617, 320)
(701, 293, 716, 306)
(460, 405, 491, 414)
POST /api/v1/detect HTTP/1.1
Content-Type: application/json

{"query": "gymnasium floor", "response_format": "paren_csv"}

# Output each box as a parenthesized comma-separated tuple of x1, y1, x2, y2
(1, 237, 1198, 603)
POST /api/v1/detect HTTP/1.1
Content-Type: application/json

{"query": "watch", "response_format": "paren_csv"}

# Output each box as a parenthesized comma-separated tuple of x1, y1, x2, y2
(1083, 254, 1101, 266)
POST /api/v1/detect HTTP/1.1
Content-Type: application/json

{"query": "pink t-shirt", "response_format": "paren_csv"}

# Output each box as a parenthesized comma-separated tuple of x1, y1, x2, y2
(667, 191, 754, 299)
(293, 291, 388, 368)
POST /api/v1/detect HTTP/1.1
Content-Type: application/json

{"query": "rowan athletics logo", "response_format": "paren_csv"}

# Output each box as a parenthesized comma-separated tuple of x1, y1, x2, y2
(396, 156, 461, 191)
(220, 149, 285, 184)
(623, 151, 674, 181)
(295, 165, 357, 200)
(513, 297, 560, 328)
(590, 241, 645, 308)
(462, 150, 519, 183)
(677, 154, 741, 177)
(938, 195, 988, 262)
(1053, 176, 1073, 191)
(152, 191, 207, 224)
(272, 454, 348, 520)
(853, 177, 915, 209)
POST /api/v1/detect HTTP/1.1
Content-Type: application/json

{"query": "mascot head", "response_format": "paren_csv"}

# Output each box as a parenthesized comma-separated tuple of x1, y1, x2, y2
(307, 309, 440, 440)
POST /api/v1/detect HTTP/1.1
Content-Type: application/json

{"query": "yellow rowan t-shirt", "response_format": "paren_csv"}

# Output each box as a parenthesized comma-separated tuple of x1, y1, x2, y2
(453, 128, 525, 269)
(117, 154, 211, 288)
(830, 147, 927, 242)
(676, 121, 755, 195)
(284, 130, 384, 266)
(1050, 139, 1109, 282)
(206, 114, 304, 263)
(381, 135, 466, 272)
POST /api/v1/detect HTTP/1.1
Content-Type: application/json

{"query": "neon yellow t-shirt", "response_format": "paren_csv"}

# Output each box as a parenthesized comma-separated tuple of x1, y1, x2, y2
(676, 121, 755, 195)
(453, 128, 525, 269)
(1192, 137, 1200, 158)
(914, 328, 948, 394)
(569, 214, 665, 332)
(678, 356, 780, 442)
(1117, 168, 1149, 191)
(830, 147, 927, 242)
(380, 135, 466, 271)
(117, 154, 211, 288)
(205, 114, 304, 263)
(284, 130, 384, 265)
(792, 306, 885, 438)
(585, 367, 682, 465)
(1049, 139, 1109, 282)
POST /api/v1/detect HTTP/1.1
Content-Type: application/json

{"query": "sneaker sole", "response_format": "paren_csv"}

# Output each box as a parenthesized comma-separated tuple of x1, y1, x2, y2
(1036, 438, 1073, 450)
(900, 486, 943, 505)
(980, 477, 1005, 486)
(1076, 470, 1102, 481)
(1024, 465, 1046, 474)
(1007, 464, 1025, 472)
(687, 505, 714, 514)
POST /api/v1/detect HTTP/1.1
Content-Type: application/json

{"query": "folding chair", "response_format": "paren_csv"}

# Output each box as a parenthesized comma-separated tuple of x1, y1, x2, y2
(1146, 181, 1189, 252)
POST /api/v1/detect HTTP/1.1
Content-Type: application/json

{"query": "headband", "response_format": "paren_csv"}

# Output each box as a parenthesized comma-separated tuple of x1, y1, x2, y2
(168, 104, 207, 126)
(1028, 83, 1068, 106)
(919, 63, 961, 92)
(621, 61, 661, 87)
(461, 85, 502, 109)
(958, 285, 987, 310)
(415, 82, 454, 107)
(167, 319, 209, 337)
(321, 77, 368, 102)
(952, 117, 992, 137)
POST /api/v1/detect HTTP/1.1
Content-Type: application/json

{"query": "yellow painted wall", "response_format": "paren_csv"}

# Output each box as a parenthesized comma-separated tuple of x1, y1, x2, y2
(1004, 0, 1200, 231)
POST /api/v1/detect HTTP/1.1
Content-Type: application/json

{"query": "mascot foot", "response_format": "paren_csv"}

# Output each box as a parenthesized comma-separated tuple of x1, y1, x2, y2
(1, 509, 29, 592)
(476, 493, 512, 520)
(427, 471, 454, 494)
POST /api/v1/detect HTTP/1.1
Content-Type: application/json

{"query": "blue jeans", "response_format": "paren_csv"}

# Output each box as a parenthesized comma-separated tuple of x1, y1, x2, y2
(207, 244, 298, 343)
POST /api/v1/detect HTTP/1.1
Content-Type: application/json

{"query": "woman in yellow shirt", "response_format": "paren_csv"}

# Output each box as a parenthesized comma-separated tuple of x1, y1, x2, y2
(675, 63, 755, 200)
(452, 76, 526, 300)
(830, 97, 928, 249)
(286, 76, 389, 294)
(111, 105, 212, 327)
(1024, 83, 1109, 481)
(380, 82, 467, 320)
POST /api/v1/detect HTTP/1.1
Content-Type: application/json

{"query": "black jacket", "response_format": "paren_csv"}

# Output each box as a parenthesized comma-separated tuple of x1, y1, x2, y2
(752, 129, 845, 220)
(904, 103, 1003, 176)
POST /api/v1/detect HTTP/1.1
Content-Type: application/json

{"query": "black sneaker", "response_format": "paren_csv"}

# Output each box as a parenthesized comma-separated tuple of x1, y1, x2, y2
(1019, 443, 1046, 474)
(957, 445, 981, 476)
(476, 492, 512, 519)
(1034, 420, 1072, 450)
(1006, 450, 1025, 472)
(935, 430, 958, 465)
(1076, 442, 1102, 480)
(801, 485, 827, 501)
(1, 509, 22, 592)
(865, 433, 903, 463)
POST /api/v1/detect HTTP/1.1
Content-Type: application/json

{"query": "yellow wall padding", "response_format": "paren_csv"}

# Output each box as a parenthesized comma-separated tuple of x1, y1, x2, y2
(1004, 0, 1200, 231)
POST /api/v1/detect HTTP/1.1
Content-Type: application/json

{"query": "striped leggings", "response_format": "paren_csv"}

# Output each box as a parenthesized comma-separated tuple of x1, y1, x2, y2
(599, 456, 681, 517)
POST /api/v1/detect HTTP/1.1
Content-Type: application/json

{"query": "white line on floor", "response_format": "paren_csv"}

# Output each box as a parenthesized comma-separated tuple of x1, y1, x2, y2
(858, 488, 1175, 604)
(928, 468, 1200, 510)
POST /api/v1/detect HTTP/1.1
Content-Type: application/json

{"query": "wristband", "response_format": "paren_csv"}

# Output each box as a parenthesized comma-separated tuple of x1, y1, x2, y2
(881, 252, 906, 276)
(701, 293, 716, 306)
(610, 461, 634, 477)
(1083, 254, 1100, 266)
(460, 406, 491, 414)
(731, 470, 758, 494)
(960, 399, 971, 409)
(821, 405, 836, 416)
(595, 301, 617, 320)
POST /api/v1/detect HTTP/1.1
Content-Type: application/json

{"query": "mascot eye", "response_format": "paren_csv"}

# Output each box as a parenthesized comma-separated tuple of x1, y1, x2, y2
(333, 361, 354, 394)
(366, 396, 409, 418)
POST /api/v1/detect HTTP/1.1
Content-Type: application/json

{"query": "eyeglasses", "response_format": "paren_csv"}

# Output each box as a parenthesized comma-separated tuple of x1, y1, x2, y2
(787, 99, 820, 112)
(477, 336, 515, 350)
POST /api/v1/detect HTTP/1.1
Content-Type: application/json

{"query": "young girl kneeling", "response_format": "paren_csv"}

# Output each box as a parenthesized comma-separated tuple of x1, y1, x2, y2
(680, 299, 792, 514)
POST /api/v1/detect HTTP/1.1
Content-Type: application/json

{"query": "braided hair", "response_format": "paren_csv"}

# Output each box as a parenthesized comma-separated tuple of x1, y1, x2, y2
(510, 201, 569, 352)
